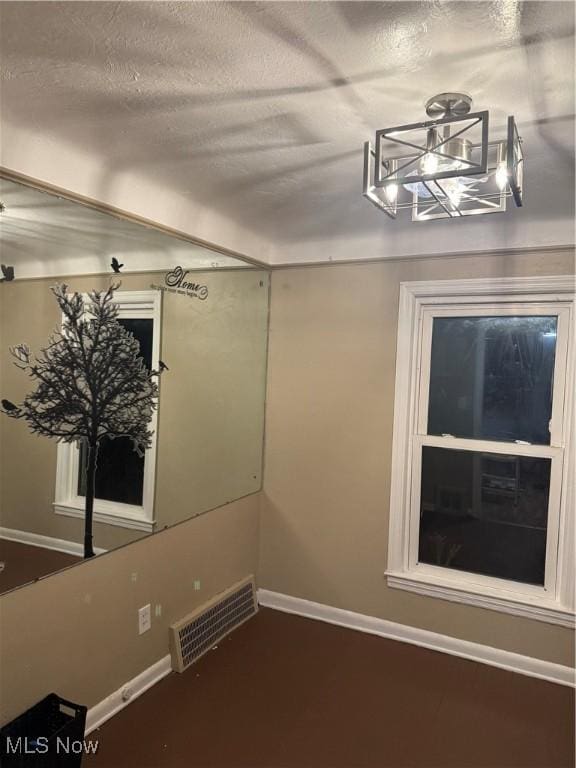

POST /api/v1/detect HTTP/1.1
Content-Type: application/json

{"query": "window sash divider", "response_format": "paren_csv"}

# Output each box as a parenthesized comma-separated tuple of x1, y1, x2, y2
(415, 434, 563, 458)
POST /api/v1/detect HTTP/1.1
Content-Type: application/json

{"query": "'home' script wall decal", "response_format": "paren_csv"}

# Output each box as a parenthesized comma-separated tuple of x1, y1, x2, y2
(151, 266, 209, 300)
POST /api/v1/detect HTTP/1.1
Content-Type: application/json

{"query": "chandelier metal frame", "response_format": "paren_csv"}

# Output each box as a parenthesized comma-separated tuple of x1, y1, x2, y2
(363, 92, 524, 222)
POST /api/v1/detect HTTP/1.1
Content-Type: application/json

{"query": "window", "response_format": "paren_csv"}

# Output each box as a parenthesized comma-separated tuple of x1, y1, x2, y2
(387, 276, 574, 626)
(54, 291, 161, 532)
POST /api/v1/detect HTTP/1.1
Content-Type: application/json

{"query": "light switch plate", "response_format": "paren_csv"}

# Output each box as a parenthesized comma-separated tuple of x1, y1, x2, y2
(138, 604, 151, 635)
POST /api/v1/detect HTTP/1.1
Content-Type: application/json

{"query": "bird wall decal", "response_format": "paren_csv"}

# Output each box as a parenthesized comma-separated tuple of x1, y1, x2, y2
(0, 265, 15, 282)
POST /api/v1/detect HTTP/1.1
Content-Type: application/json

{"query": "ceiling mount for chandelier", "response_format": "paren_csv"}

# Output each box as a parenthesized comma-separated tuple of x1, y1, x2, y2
(363, 92, 524, 221)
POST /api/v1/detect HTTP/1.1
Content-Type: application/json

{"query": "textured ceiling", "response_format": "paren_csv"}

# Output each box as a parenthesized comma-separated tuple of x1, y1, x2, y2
(0, 1, 574, 266)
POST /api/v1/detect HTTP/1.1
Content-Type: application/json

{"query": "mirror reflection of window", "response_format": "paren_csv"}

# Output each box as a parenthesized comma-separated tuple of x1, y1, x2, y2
(77, 319, 154, 507)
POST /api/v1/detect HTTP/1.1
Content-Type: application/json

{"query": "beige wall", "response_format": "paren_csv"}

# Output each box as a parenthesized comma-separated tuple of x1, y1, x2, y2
(260, 248, 575, 666)
(0, 269, 268, 552)
(1, 246, 574, 733)
(0, 492, 259, 726)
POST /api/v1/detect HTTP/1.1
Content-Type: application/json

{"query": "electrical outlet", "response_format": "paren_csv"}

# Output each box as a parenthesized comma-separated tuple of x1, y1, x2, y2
(138, 604, 151, 635)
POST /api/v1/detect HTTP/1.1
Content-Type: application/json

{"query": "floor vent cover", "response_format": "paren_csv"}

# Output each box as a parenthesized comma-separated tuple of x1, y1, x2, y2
(169, 576, 257, 673)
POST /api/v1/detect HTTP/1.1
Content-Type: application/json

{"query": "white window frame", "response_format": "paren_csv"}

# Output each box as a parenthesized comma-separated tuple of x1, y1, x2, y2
(54, 290, 161, 533)
(386, 275, 575, 627)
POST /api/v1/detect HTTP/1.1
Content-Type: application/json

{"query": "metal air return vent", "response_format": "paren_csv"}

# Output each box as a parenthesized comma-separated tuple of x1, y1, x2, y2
(169, 576, 257, 673)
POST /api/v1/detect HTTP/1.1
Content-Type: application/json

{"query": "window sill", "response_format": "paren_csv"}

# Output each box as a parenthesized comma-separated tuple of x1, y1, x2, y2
(386, 569, 575, 628)
(54, 502, 155, 533)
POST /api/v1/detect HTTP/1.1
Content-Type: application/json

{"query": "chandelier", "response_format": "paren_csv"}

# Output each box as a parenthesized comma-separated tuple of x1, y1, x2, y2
(363, 92, 524, 221)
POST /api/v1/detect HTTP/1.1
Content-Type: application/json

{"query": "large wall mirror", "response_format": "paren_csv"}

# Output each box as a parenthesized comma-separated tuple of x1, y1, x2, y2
(0, 174, 269, 594)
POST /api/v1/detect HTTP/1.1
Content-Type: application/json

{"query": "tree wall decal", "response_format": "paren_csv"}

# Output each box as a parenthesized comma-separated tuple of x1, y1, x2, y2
(1, 283, 162, 558)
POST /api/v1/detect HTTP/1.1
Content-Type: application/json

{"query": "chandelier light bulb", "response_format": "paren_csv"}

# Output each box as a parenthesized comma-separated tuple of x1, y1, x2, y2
(444, 178, 463, 208)
(447, 187, 462, 208)
(421, 152, 439, 175)
(385, 183, 398, 203)
(496, 163, 509, 191)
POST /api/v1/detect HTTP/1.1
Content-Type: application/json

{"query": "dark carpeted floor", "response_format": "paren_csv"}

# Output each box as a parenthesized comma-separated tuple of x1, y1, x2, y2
(0, 538, 80, 594)
(85, 608, 575, 768)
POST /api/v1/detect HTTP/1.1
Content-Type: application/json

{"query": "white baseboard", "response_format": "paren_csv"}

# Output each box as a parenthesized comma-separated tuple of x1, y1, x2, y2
(85, 655, 172, 735)
(257, 589, 575, 688)
(0, 526, 107, 557)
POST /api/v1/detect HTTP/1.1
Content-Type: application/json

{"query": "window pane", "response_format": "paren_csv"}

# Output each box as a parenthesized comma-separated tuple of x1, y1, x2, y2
(428, 316, 557, 444)
(118, 319, 153, 369)
(78, 318, 153, 505)
(418, 446, 550, 585)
